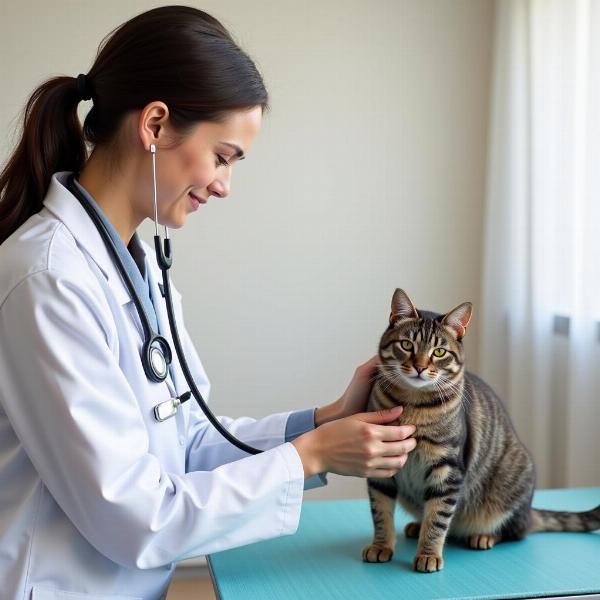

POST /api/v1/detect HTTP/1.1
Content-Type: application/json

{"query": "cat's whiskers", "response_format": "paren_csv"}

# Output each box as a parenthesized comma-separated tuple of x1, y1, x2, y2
(375, 365, 395, 394)
(431, 379, 452, 413)
(377, 364, 408, 396)
(381, 371, 403, 395)
(371, 364, 392, 385)
(437, 373, 471, 410)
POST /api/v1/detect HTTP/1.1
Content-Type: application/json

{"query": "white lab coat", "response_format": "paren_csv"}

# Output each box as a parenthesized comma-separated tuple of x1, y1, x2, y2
(0, 172, 313, 599)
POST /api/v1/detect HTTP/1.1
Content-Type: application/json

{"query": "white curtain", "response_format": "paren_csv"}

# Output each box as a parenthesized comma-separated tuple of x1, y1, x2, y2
(480, 0, 600, 488)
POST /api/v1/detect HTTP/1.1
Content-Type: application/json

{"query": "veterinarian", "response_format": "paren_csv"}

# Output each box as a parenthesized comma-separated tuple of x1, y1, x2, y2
(0, 6, 417, 599)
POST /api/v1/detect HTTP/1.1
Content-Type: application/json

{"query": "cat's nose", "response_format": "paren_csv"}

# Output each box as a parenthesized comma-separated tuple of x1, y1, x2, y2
(414, 355, 429, 374)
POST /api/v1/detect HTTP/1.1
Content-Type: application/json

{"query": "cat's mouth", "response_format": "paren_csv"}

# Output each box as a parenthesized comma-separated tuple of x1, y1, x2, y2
(404, 372, 438, 388)
(379, 364, 438, 389)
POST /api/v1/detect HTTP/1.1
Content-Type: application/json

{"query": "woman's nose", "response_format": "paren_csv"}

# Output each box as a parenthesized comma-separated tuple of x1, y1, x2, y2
(208, 171, 231, 199)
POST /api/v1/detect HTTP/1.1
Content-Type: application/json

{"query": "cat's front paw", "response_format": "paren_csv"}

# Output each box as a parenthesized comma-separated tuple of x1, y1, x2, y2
(362, 544, 394, 563)
(413, 553, 444, 572)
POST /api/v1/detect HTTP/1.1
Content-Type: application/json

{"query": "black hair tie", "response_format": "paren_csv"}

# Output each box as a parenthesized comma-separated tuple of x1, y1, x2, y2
(76, 73, 92, 101)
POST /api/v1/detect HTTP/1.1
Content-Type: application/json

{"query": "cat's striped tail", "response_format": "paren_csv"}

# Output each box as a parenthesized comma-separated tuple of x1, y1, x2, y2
(529, 504, 600, 533)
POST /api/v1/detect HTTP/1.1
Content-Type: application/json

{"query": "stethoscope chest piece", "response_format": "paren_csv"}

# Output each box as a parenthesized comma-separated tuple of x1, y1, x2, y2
(150, 347, 167, 379)
(142, 335, 172, 383)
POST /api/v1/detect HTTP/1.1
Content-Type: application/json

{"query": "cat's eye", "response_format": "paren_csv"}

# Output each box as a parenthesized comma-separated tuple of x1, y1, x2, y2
(400, 340, 414, 352)
(433, 348, 447, 358)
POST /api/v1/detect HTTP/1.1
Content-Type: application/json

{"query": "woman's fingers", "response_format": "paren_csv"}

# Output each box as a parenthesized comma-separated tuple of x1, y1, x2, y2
(356, 355, 379, 374)
(377, 424, 417, 441)
(370, 469, 397, 478)
(379, 438, 417, 457)
(365, 446, 411, 477)
(368, 454, 409, 478)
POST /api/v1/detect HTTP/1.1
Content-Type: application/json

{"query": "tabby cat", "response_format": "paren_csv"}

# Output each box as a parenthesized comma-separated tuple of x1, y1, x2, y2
(363, 288, 600, 573)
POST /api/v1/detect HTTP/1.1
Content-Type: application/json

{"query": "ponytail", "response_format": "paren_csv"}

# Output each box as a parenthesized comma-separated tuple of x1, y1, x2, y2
(0, 76, 87, 245)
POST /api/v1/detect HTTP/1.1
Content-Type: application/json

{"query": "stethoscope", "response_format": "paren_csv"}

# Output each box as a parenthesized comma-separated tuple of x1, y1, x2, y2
(66, 144, 262, 455)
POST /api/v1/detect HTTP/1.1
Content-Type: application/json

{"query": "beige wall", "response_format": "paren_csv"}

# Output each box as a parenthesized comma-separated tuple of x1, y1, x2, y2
(0, 0, 495, 499)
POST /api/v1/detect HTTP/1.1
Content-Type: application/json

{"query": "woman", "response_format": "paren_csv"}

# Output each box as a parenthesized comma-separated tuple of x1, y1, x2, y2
(0, 6, 416, 599)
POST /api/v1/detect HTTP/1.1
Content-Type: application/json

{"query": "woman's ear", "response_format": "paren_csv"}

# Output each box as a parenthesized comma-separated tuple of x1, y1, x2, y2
(138, 101, 170, 151)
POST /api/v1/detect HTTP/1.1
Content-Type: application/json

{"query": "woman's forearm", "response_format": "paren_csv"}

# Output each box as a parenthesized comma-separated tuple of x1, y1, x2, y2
(314, 399, 344, 427)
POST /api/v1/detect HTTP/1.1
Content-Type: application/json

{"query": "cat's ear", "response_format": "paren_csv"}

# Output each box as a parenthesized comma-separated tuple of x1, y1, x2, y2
(442, 302, 473, 340)
(390, 288, 419, 325)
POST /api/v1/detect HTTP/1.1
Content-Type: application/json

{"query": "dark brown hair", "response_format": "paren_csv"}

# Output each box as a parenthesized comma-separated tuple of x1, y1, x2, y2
(0, 5, 268, 245)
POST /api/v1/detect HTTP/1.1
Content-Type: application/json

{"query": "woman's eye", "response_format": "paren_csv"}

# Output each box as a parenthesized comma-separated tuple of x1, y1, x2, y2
(433, 348, 447, 358)
(400, 340, 413, 352)
(216, 154, 230, 167)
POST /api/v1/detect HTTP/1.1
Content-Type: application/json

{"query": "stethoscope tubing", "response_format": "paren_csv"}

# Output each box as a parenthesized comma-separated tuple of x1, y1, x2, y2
(67, 172, 262, 455)
(156, 235, 262, 455)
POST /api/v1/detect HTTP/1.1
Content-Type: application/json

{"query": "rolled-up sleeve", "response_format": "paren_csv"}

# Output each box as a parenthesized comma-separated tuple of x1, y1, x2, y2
(180, 323, 328, 490)
(284, 408, 328, 490)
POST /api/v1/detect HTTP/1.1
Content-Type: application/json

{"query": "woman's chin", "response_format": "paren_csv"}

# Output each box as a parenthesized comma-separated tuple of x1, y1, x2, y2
(159, 215, 187, 230)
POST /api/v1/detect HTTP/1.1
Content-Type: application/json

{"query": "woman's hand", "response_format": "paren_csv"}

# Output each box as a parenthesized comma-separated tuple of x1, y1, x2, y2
(315, 356, 379, 426)
(292, 405, 417, 479)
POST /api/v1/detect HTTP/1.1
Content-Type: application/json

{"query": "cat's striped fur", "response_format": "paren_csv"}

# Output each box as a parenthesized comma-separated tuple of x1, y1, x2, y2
(363, 289, 600, 573)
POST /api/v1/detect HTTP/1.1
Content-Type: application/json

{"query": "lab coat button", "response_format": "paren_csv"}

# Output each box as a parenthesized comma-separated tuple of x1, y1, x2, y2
(179, 435, 185, 446)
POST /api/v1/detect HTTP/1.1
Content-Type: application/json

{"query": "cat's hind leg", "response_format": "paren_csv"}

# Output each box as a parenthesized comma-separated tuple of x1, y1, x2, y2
(467, 534, 500, 549)
(462, 489, 532, 550)
(404, 522, 421, 538)
(362, 478, 398, 563)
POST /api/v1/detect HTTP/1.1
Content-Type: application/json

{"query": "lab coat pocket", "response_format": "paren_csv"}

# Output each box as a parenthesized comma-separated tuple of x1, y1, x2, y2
(31, 585, 142, 600)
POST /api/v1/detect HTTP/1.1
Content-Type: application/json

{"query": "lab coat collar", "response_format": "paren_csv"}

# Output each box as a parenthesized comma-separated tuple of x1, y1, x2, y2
(43, 171, 133, 306)
(44, 173, 187, 395)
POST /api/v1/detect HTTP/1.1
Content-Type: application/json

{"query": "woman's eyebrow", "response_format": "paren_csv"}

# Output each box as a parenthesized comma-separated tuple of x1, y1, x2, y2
(220, 142, 245, 160)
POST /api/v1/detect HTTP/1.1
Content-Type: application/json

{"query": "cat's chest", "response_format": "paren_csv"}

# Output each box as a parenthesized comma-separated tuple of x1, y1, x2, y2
(394, 446, 430, 500)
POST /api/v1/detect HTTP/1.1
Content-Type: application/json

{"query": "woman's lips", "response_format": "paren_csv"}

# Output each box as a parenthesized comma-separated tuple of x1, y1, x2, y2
(188, 192, 207, 209)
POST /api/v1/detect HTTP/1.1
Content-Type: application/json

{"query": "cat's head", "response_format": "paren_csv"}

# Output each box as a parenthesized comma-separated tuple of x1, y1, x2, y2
(378, 288, 472, 393)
